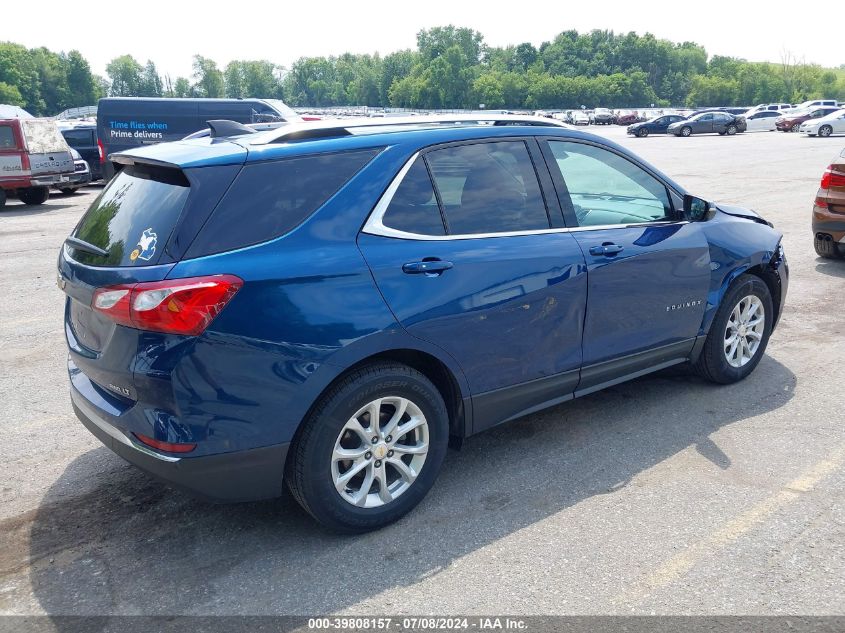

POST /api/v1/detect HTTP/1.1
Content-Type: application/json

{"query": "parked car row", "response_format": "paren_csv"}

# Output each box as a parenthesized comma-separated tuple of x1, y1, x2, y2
(625, 105, 845, 139)
(626, 111, 747, 137)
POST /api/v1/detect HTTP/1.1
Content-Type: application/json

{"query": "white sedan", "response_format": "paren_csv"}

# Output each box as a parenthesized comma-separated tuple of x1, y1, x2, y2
(742, 110, 779, 132)
(800, 109, 845, 137)
(571, 111, 590, 125)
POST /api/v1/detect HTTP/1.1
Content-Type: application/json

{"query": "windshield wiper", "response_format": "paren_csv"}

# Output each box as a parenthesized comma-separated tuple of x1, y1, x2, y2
(65, 236, 109, 257)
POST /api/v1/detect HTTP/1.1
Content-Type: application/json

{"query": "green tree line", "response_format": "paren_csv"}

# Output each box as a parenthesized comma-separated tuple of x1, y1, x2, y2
(2, 28, 844, 116)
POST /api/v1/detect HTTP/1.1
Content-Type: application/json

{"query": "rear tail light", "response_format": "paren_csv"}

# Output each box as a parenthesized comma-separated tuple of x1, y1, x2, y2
(97, 138, 105, 164)
(820, 166, 845, 190)
(92, 274, 243, 336)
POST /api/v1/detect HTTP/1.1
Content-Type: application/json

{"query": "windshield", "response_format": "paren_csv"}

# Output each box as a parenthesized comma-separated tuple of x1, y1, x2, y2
(262, 99, 302, 122)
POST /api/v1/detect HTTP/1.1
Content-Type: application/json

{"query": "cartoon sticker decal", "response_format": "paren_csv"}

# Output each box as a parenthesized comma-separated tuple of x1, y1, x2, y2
(131, 228, 158, 262)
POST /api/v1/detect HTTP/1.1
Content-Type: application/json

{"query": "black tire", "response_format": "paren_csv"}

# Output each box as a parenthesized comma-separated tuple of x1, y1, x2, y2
(0, 188, 6, 208)
(726, 125, 737, 136)
(637, 128, 649, 137)
(814, 234, 842, 258)
(59, 187, 78, 195)
(694, 274, 773, 384)
(286, 362, 449, 533)
(681, 126, 692, 137)
(718, 131, 726, 135)
(18, 187, 49, 205)
(819, 125, 833, 138)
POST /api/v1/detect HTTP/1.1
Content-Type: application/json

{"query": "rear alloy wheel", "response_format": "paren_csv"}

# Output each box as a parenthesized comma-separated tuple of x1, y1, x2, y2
(819, 125, 833, 138)
(694, 274, 772, 384)
(18, 187, 49, 205)
(286, 362, 449, 532)
(726, 124, 737, 136)
(637, 128, 649, 137)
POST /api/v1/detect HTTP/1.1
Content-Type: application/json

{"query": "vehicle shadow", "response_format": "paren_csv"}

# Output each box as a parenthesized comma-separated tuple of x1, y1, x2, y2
(814, 258, 845, 278)
(24, 356, 795, 618)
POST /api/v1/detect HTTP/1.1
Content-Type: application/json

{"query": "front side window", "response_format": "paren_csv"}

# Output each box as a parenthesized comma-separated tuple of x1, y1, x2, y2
(547, 141, 673, 227)
(425, 141, 549, 235)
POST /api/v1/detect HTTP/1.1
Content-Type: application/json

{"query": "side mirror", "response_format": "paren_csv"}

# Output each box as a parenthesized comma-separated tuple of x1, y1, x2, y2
(683, 194, 711, 222)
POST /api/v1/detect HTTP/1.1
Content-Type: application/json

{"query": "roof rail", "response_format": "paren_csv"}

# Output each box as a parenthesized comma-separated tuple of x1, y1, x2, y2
(247, 114, 571, 145)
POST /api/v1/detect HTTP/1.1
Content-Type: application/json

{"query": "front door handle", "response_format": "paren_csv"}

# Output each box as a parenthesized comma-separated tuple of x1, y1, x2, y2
(402, 259, 454, 275)
(589, 243, 624, 257)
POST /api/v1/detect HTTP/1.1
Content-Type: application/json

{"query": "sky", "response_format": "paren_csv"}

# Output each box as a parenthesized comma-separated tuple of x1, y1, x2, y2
(7, 0, 843, 79)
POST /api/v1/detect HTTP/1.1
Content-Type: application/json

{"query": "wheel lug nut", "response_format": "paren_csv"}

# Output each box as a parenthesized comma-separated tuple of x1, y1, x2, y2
(385, 435, 392, 443)
(375, 460, 382, 467)
(365, 451, 372, 460)
(371, 436, 379, 444)
(387, 450, 394, 457)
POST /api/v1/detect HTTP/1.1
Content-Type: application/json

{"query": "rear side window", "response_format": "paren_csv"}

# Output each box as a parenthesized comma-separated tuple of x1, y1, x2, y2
(425, 141, 549, 235)
(70, 165, 190, 266)
(382, 158, 445, 235)
(188, 148, 380, 257)
(0, 125, 15, 149)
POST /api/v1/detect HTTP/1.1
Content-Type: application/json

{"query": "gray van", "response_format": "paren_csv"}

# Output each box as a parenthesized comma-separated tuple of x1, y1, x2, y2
(96, 97, 301, 180)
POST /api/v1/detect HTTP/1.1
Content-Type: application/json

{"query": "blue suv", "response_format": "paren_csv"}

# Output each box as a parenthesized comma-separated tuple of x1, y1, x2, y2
(59, 115, 788, 532)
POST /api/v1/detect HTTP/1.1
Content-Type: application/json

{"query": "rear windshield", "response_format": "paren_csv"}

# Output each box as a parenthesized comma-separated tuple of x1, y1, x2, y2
(21, 120, 68, 154)
(70, 164, 190, 267)
(186, 148, 381, 257)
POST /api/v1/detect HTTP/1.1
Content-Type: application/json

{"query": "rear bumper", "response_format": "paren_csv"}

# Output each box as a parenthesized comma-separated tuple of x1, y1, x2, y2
(31, 174, 73, 187)
(70, 382, 288, 502)
(813, 205, 845, 243)
(55, 172, 91, 188)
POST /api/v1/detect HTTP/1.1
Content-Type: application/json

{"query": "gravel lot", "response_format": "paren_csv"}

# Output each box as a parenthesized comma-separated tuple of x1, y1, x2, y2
(1, 126, 844, 616)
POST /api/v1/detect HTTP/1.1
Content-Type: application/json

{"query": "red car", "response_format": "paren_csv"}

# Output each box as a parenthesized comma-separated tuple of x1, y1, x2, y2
(776, 106, 840, 132)
(615, 111, 640, 126)
(0, 118, 74, 207)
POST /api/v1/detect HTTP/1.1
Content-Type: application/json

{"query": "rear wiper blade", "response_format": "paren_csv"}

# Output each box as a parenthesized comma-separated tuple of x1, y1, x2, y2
(65, 236, 109, 257)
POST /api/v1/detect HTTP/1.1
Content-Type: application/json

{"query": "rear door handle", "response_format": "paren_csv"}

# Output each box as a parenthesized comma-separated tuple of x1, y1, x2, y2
(589, 243, 624, 257)
(402, 260, 454, 275)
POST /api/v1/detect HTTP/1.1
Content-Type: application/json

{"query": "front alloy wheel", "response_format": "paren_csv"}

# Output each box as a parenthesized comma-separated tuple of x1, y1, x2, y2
(694, 274, 773, 384)
(681, 126, 692, 137)
(332, 397, 429, 508)
(723, 295, 765, 367)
